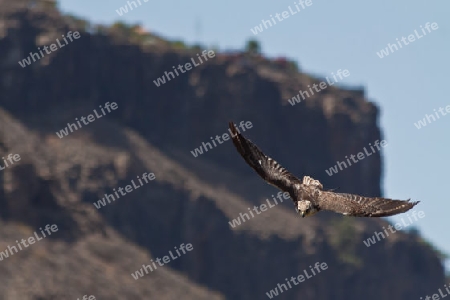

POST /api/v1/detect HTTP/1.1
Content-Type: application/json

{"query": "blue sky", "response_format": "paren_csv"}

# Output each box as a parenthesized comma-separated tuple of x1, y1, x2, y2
(58, 0, 450, 270)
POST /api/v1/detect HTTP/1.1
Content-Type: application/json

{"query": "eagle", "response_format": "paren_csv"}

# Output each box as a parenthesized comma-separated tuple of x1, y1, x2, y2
(228, 122, 419, 218)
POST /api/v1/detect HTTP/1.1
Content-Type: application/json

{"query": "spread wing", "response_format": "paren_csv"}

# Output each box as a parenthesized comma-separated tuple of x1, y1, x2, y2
(317, 191, 419, 217)
(228, 122, 301, 196)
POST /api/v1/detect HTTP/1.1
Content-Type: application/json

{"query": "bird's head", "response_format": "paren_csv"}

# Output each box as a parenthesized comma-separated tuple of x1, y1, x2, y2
(296, 200, 318, 218)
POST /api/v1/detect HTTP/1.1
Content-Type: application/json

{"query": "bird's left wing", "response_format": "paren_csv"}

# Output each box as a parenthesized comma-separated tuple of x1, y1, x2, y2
(317, 191, 419, 217)
(228, 122, 301, 196)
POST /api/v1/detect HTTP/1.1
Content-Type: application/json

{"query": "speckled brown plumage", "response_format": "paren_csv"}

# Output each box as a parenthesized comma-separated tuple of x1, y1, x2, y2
(229, 122, 419, 217)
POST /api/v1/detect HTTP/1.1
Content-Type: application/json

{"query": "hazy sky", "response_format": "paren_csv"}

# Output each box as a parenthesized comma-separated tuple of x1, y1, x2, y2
(58, 0, 450, 270)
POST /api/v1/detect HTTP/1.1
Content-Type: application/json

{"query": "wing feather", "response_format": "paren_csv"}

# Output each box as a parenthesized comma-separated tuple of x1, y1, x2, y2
(318, 191, 419, 217)
(228, 122, 301, 195)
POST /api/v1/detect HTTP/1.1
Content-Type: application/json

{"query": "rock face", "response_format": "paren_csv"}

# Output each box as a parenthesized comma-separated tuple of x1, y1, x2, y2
(0, 1, 445, 299)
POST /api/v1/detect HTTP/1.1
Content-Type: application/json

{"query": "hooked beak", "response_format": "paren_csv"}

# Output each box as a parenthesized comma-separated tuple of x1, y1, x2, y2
(301, 212, 305, 218)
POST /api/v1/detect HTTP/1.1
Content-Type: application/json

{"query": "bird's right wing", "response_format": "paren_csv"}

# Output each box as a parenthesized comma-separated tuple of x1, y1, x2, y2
(229, 122, 301, 196)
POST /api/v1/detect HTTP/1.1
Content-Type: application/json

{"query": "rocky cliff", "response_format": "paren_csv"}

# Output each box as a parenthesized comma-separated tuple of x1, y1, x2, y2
(0, 1, 445, 299)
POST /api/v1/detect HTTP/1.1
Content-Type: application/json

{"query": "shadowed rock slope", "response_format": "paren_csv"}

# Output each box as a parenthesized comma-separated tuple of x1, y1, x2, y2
(0, 1, 446, 299)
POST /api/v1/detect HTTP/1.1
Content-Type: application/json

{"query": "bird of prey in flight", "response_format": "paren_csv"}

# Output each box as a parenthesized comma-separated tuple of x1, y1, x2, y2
(228, 122, 419, 218)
